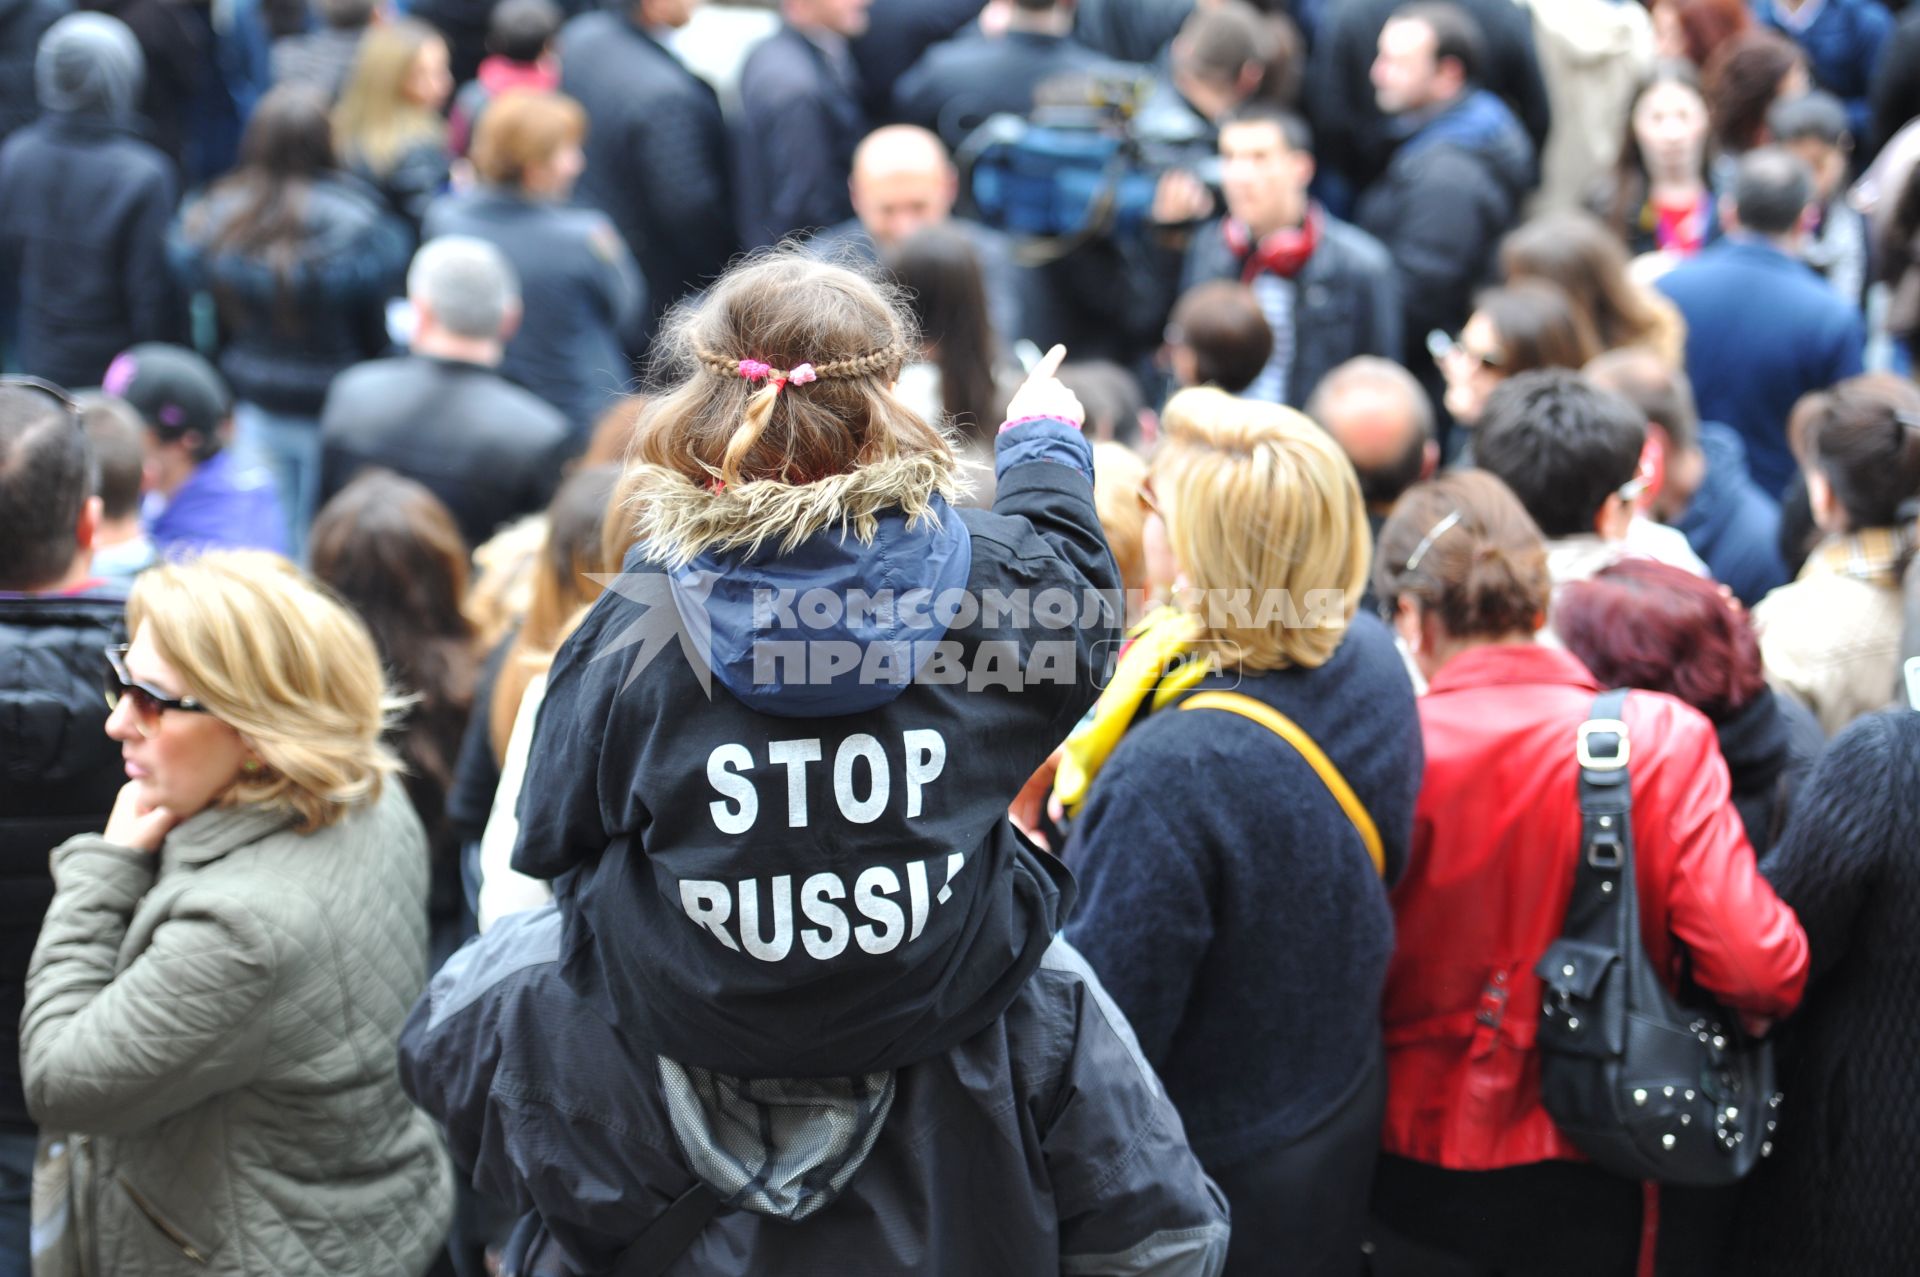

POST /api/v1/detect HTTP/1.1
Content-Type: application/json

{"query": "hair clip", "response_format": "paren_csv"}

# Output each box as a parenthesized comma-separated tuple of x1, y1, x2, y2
(1404, 510, 1463, 574)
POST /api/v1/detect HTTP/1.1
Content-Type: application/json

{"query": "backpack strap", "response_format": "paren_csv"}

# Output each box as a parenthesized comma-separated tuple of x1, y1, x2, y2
(1179, 690, 1385, 878)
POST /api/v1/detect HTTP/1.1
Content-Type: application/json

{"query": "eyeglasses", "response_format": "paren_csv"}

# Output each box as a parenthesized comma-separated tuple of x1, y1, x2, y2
(104, 644, 210, 736)
(1426, 330, 1504, 373)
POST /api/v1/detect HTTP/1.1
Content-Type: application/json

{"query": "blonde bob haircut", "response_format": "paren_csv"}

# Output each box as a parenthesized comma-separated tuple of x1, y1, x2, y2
(126, 552, 404, 832)
(1155, 387, 1370, 672)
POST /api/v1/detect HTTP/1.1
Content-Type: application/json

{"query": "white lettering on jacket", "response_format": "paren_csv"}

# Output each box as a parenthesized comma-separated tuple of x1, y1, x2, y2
(703, 729, 947, 832)
(680, 854, 970, 963)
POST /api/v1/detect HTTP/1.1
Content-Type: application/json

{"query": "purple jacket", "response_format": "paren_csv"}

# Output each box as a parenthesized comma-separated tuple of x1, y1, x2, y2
(144, 448, 288, 559)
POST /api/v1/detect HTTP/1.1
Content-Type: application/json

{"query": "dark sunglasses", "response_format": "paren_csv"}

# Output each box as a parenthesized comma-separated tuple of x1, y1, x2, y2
(104, 644, 209, 727)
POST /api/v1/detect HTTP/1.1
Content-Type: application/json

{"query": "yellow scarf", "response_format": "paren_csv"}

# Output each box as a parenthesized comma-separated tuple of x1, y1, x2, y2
(1052, 605, 1214, 818)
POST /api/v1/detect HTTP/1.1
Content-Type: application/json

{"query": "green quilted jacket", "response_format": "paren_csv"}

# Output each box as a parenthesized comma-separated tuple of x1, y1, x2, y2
(22, 784, 453, 1276)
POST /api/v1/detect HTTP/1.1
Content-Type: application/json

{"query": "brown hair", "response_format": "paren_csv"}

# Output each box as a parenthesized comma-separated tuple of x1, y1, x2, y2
(487, 464, 621, 760)
(618, 252, 956, 567)
(470, 89, 587, 189)
(1168, 280, 1274, 395)
(1704, 28, 1804, 154)
(882, 223, 1002, 439)
(1474, 281, 1602, 375)
(1598, 62, 1711, 241)
(581, 393, 647, 469)
(1501, 213, 1676, 359)
(1796, 374, 1920, 533)
(1655, 0, 1751, 67)
(308, 471, 478, 840)
(1374, 470, 1550, 640)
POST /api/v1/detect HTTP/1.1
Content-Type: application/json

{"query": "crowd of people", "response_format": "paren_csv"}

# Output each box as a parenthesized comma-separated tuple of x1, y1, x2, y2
(4, 0, 1920, 1273)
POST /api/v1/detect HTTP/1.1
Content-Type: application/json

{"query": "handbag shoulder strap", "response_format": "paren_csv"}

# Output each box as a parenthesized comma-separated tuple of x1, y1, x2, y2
(1564, 688, 1637, 947)
(1178, 690, 1385, 878)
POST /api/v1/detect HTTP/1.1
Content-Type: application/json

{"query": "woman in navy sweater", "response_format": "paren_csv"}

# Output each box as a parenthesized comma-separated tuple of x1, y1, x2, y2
(1062, 387, 1423, 1277)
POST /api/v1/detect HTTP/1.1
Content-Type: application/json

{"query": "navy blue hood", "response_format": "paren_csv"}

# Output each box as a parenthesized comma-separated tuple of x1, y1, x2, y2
(664, 494, 974, 718)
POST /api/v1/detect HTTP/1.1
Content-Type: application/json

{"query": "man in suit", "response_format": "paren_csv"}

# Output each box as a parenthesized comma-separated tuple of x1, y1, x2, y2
(560, 0, 736, 339)
(1657, 147, 1867, 497)
(736, 0, 872, 248)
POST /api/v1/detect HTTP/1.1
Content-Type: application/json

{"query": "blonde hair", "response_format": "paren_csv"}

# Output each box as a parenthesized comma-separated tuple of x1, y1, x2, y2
(490, 465, 621, 760)
(1092, 440, 1149, 598)
(333, 20, 448, 175)
(617, 251, 960, 567)
(126, 552, 404, 832)
(1155, 387, 1370, 672)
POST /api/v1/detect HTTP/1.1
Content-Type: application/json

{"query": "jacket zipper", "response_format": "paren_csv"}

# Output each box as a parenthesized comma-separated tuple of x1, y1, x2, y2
(115, 1174, 209, 1265)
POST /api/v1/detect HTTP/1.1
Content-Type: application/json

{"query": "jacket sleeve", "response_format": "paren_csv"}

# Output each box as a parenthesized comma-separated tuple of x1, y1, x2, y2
(22, 838, 274, 1136)
(991, 417, 1124, 736)
(743, 81, 845, 243)
(1761, 712, 1902, 985)
(631, 90, 737, 294)
(1653, 709, 1810, 1018)
(586, 215, 648, 353)
(1374, 151, 1495, 345)
(1043, 943, 1231, 1277)
(1063, 762, 1213, 1069)
(1824, 306, 1868, 385)
(1356, 238, 1404, 363)
(890, 55, 941, 137)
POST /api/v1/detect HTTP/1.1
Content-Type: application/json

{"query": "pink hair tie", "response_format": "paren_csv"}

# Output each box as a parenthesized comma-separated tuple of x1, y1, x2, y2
(788, 363, 817, 386)
(737, 359, 772, 382)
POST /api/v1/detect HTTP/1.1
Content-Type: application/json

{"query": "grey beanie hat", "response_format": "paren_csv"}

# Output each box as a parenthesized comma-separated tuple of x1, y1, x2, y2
(35, 12, 145, 118)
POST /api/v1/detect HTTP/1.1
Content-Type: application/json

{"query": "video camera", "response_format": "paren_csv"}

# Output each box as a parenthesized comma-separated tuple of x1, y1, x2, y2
(959, 71, 1222, 246)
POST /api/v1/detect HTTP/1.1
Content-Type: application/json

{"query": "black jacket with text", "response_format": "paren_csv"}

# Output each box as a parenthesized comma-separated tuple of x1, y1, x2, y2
(511, 417, 1119, 1078)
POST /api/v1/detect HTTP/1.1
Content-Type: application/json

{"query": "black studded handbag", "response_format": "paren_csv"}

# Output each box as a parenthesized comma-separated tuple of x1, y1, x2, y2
(1533, 689, 1781, 1187)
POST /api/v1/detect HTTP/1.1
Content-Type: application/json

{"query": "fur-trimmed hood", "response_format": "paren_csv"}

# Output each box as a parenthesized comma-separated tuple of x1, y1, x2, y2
(624, 455, 976, 718)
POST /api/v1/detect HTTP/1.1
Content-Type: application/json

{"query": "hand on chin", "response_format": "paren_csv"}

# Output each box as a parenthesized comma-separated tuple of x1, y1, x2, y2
(104, 780, 186, 854)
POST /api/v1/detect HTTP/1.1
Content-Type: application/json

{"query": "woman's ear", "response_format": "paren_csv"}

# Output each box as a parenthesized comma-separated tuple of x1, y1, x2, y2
(1393, 595, 1424, 653)
(1807, 467, 1837, 531)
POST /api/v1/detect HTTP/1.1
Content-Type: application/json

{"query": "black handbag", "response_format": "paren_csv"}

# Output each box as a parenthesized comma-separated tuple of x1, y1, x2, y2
(1534, 689, 1782, 1187)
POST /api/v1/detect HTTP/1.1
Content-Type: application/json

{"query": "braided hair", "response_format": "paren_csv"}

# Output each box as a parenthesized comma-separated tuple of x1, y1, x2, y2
(635, 252, 950, 487)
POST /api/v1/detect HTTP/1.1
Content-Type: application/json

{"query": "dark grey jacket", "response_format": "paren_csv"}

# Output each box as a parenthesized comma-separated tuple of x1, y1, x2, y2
(423, 189, 646, 435)
(560, 11, 735, 332)
(1180, 211, 1402, 409)
(401, 911, 1231, 1276)
(0, 114, 181, 390)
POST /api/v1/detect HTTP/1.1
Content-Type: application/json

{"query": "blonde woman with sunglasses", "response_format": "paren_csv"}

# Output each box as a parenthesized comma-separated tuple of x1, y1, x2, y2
(22, 552, 451, 1276)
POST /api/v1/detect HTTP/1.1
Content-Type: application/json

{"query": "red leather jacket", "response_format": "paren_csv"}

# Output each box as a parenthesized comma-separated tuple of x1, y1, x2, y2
(1381, 645, 1809, 1170)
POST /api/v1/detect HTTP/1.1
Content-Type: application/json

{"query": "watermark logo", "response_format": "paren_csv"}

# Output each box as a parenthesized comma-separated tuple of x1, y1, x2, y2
(585, 572, 1346, 697)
